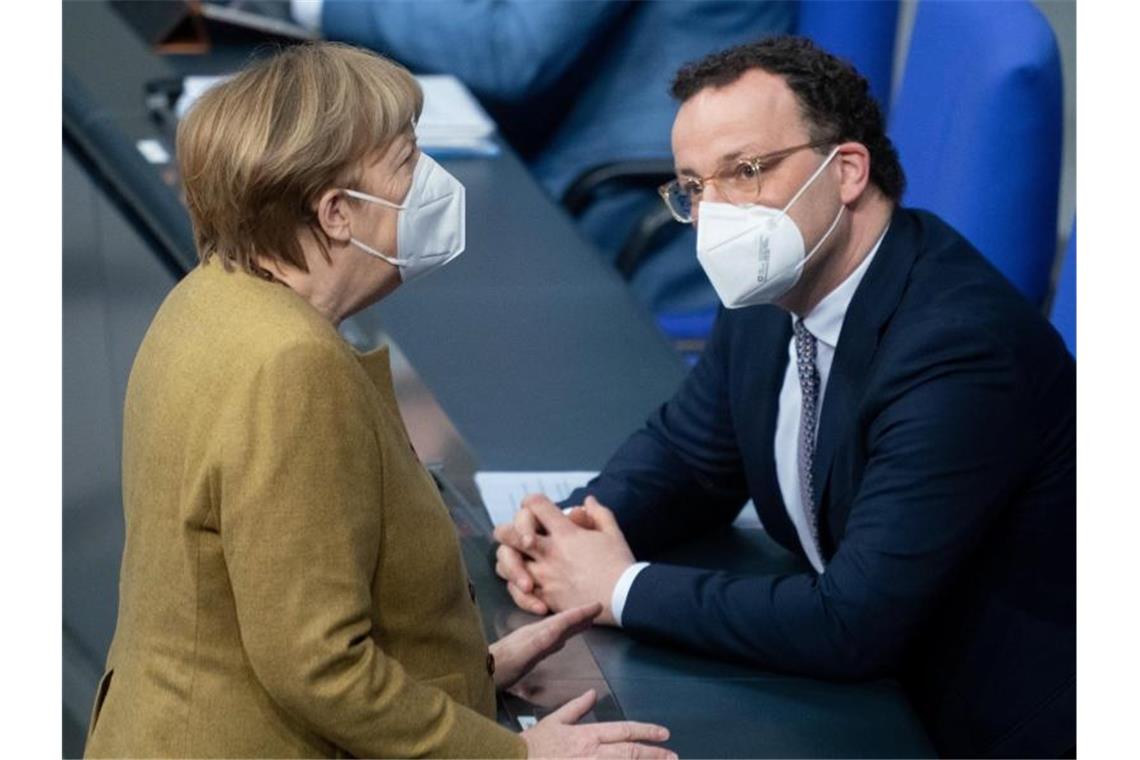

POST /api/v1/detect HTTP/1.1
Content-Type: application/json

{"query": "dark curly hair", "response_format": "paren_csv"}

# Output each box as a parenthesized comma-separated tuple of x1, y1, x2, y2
(671, 35, 905, 201)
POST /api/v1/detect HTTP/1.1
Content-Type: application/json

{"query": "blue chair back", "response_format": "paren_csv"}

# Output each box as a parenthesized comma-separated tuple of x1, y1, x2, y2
(889, 0, 1063, 306)
(1051, 220, 1076, 357)
(796, 0, 899, 113)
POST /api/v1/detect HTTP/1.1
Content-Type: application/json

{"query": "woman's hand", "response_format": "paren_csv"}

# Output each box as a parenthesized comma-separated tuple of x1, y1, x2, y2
(490, 603, 602, 691)
(521, 689, 676, 759)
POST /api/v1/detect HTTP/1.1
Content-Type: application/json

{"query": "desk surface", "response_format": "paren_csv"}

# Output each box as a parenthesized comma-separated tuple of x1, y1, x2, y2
(458, 513, 935, 758)
(62, 3, 934, 755)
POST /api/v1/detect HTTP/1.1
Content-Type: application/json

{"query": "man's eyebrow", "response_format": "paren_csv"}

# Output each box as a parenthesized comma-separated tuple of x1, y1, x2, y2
(676, 144, 768, 177)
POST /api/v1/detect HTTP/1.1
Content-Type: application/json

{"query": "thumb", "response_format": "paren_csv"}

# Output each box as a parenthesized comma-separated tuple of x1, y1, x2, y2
(551, 689, 597, 725)
(543, 602, 602, 639)
(584, 496, 621, 535)
(566, 506, 598, 530)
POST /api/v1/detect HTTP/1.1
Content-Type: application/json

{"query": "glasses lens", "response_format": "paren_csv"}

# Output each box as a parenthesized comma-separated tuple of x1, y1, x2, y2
(721, 161, 761, 206)
(665, 182, 694, 222)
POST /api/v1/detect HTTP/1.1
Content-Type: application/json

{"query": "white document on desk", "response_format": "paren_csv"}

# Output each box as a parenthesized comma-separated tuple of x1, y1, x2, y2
(474, 471, 598, 527)
(415, 74, 498, 155)
(474, 470, 764, 530)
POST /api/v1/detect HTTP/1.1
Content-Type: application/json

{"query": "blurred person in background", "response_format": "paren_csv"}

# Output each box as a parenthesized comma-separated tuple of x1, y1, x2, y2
(83, 42, 674, 759)
(291, 0, 796, 320)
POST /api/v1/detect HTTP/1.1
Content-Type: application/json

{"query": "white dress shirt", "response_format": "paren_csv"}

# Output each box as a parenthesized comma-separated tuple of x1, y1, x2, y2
(610, 226, 888, 625)
(772, 231, 883, 574)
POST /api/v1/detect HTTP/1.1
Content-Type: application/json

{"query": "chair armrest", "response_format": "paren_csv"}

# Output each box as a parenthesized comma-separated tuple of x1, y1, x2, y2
(561, 159, 675, 217)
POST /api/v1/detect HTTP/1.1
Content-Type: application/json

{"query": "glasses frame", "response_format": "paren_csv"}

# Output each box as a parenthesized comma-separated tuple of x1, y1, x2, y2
(658, 139, 835, 223)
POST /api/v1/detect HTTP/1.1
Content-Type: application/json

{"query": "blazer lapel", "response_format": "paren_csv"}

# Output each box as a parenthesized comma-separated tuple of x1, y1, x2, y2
(810, 208, 920, 550)
(741, 310, 799, 551)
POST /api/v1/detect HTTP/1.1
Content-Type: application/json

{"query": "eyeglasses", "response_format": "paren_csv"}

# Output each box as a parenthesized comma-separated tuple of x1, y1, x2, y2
(658, 139, 834, 223)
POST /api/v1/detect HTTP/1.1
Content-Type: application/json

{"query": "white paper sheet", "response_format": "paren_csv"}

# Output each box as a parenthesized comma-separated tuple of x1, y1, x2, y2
(474, 471, 599, 527)
(474, 470, 763, 530)
(415, 74, 495, 140)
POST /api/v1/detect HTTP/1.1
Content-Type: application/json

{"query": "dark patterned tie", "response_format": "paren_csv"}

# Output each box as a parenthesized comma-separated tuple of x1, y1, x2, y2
(793, 319, 822, 555)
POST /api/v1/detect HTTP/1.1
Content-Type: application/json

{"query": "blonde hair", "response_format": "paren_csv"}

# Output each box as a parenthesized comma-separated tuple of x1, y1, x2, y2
(176, 42, 423, 274)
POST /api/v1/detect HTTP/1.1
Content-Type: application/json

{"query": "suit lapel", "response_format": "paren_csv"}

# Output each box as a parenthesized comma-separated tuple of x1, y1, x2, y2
(810, 209, 920, 548)
(741, 310, 798, 550)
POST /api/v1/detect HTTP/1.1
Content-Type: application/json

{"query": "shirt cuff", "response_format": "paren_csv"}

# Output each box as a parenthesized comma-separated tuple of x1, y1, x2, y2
(610, 562, 650, 628)
(290, 0, 324, 34)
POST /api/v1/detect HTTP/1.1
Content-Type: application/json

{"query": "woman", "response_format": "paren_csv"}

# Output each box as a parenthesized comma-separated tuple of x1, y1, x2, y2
(83, 43, 672, 759)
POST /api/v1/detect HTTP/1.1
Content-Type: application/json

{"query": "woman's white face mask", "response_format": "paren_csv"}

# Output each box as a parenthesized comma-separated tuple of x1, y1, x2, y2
(342, 153, 467, 284)
(695, 146, 843, 308)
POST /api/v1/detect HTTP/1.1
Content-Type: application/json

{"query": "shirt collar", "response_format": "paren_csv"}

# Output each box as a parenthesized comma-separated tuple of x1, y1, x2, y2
(798, 224, 890, 349)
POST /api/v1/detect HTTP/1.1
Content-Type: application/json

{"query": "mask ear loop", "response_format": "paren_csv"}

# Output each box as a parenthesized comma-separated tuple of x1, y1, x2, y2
(341, 189, 410, 265)
(799, 202, 845, 272)
(342, 188, 406, 209)
(778, 144, 845, 270)
(778, 145, 842, 218)
(348, 236, 409, 266)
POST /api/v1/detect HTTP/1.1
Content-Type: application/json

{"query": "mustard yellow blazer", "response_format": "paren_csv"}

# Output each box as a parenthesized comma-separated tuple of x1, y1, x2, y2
(84, 262, 526, 758)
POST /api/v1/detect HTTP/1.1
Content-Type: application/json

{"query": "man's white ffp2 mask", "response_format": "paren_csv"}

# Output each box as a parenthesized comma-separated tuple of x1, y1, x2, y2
(695, 146, 843, 308)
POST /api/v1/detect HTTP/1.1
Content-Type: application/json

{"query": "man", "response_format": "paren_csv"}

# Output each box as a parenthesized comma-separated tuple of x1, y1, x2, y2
(494, 37, 1075, 758)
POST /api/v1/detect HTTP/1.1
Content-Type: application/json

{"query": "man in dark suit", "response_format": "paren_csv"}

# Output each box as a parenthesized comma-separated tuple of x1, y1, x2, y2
(494, 37, 1075, 758)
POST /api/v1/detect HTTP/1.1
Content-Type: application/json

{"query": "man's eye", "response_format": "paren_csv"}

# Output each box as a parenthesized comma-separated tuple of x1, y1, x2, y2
(733, 162, 759, 180)
(682, 181, 703, 196)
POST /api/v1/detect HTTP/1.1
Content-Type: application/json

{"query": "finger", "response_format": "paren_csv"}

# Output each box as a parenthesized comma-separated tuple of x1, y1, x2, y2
(551, 689, 597, 724)
(591, 721, 671, 744)
(530, 604, 600, 653)
(542, 602, 603, 637)
(566, 505, 598, 530)
(507, 582, 548, 615)
(527, 533, 553, 556)
(500, 508, 542, 548)
(553, 601, 604, 626)
(598, 744, 678, 760)
(495, 556, 533, 593)
(492, 521, 512, 543)
(513, 505, 542, 550)
(495, 544, 532, 589)
(497, 544, 536, 591)
(524, 556, 549, 586)
(525, 498, 576, 537)
(524, 553, 562, 589)
(520, 492, 556, 510)
(583, 496, 622, 536)
(494, 522, 528, 554)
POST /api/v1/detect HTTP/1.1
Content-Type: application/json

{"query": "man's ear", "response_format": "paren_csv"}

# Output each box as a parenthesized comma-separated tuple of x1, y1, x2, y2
(314, 187, 352, 244)
(836, 142, 872, 206)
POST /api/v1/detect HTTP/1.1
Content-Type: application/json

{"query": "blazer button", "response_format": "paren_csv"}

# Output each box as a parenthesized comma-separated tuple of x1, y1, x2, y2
(467, 580, 477, 603)
(486, 652, 495, 677)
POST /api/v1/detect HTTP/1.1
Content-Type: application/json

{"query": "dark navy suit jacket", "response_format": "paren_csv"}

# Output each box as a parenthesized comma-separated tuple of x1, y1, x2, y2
(569, 208, 1076, 757)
